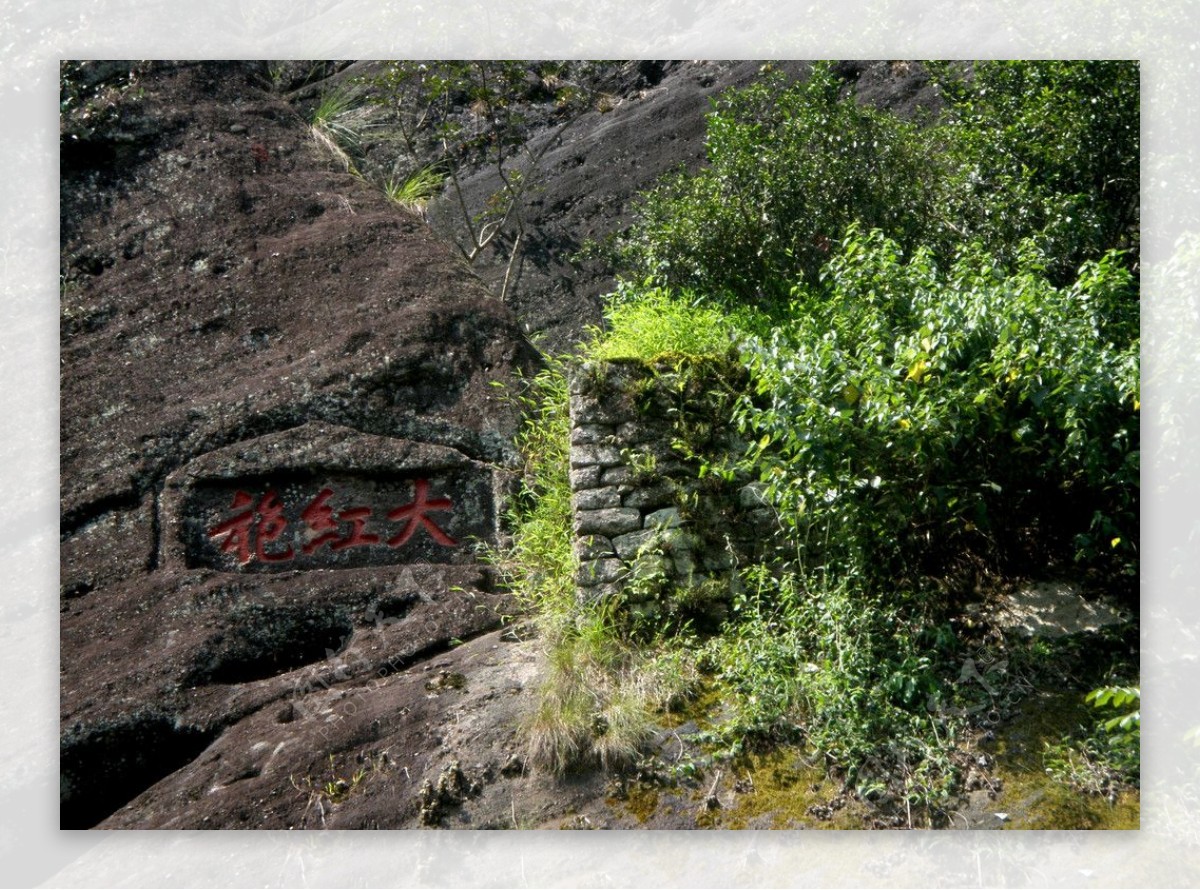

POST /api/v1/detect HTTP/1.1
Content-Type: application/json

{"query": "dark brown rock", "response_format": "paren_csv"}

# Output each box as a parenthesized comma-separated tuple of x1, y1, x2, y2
(59, 61, 538, 829)
(57, 59, 950, 832)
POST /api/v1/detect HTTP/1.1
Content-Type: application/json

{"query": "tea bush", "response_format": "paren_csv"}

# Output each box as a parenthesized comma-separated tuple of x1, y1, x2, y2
(615, 63, 938, 303)
(615, 61, 1139, 303)
(736, 226, 1139, 585)
(928, 60, 1140, 283)
(499, 60, 1139, 816)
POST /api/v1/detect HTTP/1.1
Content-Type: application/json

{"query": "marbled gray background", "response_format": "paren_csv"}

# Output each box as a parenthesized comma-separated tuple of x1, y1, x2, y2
(2, 0, 1197, 885)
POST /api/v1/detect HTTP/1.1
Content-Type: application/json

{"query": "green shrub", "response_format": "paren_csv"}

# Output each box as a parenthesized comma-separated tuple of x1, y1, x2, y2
(590, 224, 1138, 808)
(614, 60, 1139, 304)
(615, 63, 938, 304)
(492, 360, 576, 632)
(929, 60, 1140, 283)
(1086, 684, 1140, 741)
(583, 283, 768, 363)
(735, 225, 1139, 583)
(701, 566, 961, 814)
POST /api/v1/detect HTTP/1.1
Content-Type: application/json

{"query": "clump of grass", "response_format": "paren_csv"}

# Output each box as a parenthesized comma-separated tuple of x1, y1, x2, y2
(525, 609, 699, 773)
(527, 649, 594, 773)
(583, 284, 767, 363)
(384, 165, 445, 212)
(595, 92, 620, 114)
(309, 85, 373, 172)
(593, 685, 654, 769)
(526, 606, 630, 772)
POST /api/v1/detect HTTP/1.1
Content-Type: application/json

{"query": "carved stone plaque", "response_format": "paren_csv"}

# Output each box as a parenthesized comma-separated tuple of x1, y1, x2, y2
(162, 424, 500, 573)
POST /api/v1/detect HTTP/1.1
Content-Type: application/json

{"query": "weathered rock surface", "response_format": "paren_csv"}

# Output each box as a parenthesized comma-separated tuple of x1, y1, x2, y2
(289, 60, 942, 353)
(59, 59, 946, 831)
(93, 629, 542, 829)
(59, 61, 539, 829)
(89, 627, 721, 830)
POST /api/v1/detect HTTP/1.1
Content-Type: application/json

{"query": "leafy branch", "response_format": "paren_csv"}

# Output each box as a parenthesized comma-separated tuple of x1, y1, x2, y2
(364, 61, 626, 301)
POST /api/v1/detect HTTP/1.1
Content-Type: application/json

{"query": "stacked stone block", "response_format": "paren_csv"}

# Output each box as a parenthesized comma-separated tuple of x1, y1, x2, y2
(568, 359, 776, 624)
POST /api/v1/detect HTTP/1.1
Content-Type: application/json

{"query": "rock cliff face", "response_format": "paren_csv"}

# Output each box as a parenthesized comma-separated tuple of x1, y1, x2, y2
(59, 61, 540, 829)
(59, 59, 942, 830)
(284, 60, 941, 353)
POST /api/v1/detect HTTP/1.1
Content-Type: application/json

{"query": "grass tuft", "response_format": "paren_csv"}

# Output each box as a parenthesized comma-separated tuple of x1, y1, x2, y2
(583, 285, 767, 363)
(309, 85, 373, 173)
(383, 165, 445, 212)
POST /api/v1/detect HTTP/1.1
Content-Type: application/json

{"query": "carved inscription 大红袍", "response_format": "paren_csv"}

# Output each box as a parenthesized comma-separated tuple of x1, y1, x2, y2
(186, 473, 491, 572)
(207, 479, 457, 565)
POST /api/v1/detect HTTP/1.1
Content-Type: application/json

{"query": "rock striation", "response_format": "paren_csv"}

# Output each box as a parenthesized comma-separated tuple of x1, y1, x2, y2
(59, 61, 539, 828)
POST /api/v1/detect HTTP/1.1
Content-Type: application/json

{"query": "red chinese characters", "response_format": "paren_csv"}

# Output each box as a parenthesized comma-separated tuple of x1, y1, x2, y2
(254, 490, 294, 562)
(299, 487, 342, 555)
(207, 490, 294, 564)
(387, 478, 457, 548)
(206, 480, 457, 566)
(299, 488, 381, 554)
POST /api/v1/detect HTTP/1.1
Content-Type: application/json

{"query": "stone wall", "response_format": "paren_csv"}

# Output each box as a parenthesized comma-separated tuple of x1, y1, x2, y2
(567, 359, 777, 627)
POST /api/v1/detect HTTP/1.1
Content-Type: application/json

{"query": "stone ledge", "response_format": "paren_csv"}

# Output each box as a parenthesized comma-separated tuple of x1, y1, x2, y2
(578, 558, 625, 586)
(573, 487, 621, 510)
(569, 466, 603, 491)
(569, 444, 624, 469)
(574, 507, 642, 538)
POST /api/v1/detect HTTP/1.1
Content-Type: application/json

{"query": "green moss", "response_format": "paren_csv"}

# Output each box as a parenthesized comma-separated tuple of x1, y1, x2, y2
(424, 671, 466, 692)
(990, 690, 1140, 830)
(1000, 784, 1139, 830)
(607, 783, 661, 824)
(716, 748, 870, 829)
(658, 680, 726, 731)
